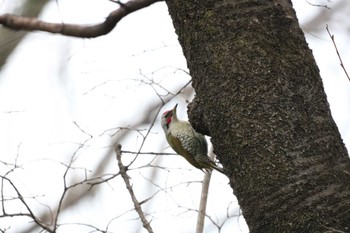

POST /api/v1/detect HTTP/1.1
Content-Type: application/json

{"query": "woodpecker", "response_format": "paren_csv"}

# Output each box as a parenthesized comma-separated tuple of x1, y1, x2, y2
(161, 104, 224, 174)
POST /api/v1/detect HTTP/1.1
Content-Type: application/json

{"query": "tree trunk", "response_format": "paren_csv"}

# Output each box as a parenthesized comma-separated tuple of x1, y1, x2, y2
(166, 0, 350, 232)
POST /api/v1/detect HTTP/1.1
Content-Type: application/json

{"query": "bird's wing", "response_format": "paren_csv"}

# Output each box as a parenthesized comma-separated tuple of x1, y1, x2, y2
(194, 131, 208, 156)
(167, 130, 202, 169)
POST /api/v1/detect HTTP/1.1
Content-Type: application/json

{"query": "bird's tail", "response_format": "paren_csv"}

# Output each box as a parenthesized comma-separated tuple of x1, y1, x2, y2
(210, 164, 226, 175)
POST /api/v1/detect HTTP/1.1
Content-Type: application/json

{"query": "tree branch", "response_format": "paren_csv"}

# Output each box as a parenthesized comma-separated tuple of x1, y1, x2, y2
(0, 176, 54, 232)
(0, 0, 163, 38)
(326, 25, 350, 82)
(196, 147, 217, 233)
(114, 144, 154, 233)
(196, 171, 211, 233)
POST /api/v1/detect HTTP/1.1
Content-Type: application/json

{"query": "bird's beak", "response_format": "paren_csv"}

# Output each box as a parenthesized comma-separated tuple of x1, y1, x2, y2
(172, 104, 178, 114)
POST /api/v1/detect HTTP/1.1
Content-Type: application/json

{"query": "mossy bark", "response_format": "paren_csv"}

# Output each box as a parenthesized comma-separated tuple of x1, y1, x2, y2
(166, 0, 350, 232)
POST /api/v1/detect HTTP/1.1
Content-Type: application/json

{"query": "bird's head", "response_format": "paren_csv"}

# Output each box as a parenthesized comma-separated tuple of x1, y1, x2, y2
(161, 104, 178, 131)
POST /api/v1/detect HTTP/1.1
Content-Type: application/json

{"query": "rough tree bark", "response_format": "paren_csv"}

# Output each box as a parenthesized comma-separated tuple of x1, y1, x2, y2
(166, 0, 350, 232)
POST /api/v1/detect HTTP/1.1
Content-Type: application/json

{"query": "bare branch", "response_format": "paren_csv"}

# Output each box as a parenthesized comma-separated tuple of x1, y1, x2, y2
(114, 144, 154, 233)
(305, 0, 331, 9)
(196, 171, 211, 233)
(121, 150, 177, 156)
(86, 173, 121, 190)
(196, 147, 216, 233)
(73, 121, 93, 139)
(0, 176, 54, 232)
(0, 0, 163, 38)
(326, 25, 350, 82)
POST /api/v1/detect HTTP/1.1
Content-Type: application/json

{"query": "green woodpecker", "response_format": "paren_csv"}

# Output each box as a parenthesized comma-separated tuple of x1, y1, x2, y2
(161, 104, 224, 174)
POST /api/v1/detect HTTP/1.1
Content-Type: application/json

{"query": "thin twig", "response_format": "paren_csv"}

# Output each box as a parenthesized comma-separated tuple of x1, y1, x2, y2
(326, 25, 350, 82)
(0, 176, 54, 232)
(121, 150, 176, 155)
(114, 144, 154, 233)
(305, 0, 331, 9)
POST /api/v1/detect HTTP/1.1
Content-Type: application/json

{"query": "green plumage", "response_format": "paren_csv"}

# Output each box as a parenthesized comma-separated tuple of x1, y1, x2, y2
(161, 104, 225, 174)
